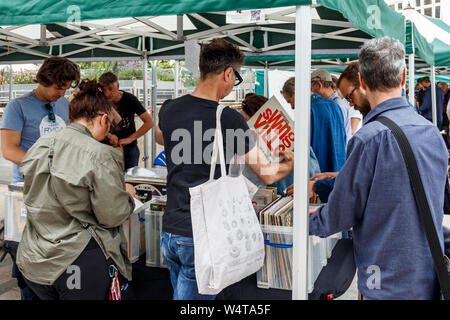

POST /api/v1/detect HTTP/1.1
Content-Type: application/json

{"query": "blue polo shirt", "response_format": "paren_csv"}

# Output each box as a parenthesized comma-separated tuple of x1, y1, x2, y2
(309, 96, 447, 300)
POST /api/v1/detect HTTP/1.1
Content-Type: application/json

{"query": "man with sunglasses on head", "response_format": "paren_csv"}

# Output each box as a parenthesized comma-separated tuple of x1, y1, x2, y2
(0, 56, 80, 300)
(154, 38, 294, 300)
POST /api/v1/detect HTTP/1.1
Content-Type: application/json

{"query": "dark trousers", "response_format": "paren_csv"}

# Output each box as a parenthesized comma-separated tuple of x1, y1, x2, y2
(3, 240, 39, 300)
(123, 142, 140, 170)
(24, 238, 134, 300)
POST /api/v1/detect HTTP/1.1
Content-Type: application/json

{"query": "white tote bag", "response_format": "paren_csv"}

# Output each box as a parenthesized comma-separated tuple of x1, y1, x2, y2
(189, 105, 265, 295)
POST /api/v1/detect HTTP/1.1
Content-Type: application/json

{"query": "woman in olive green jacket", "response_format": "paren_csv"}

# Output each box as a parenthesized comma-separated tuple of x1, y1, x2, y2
(16, 79, 136, 300)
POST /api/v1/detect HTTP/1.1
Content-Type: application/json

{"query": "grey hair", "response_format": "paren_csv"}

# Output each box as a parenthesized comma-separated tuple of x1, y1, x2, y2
(358, 37, 406, 91)
(281, 77, 295, 97)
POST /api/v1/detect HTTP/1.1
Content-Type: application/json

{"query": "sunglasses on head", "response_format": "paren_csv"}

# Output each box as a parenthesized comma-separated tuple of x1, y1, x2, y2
(45, 104, 56, 123)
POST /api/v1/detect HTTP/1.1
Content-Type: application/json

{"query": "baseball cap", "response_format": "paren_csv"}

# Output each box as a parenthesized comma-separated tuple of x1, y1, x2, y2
(311, 69, 332, 82)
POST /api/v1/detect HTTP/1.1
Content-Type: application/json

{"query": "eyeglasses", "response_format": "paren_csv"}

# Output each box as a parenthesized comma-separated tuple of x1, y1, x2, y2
(345, 86, 358, 103)
(45, 104, 56, 123)
(97, 113, 118, 131)
(231, 67, 243, 87)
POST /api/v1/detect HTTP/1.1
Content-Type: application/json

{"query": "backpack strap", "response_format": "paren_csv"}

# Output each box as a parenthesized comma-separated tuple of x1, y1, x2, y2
(375, 116, 450, 299)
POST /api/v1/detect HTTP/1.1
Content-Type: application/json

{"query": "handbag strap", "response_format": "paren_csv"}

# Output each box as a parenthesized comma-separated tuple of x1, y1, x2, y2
(47, 133, 110, 260)
(209, 105, 227, 181)
(374, 116, 450, 299)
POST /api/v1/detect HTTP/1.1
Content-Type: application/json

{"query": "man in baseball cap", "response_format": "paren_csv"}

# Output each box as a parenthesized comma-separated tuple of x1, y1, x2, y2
(311, 69, 363, 143)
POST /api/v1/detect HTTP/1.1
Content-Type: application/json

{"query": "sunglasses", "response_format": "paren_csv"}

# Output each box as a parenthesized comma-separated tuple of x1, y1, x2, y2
(345, 86, 358, 103)
(45, 103, 56, 123)
(226, 67, 243, 87)
(97, 113, 118, 131)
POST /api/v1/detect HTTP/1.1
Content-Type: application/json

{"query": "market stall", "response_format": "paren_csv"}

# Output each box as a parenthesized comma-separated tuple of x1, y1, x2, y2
(0, 0, 427, 300)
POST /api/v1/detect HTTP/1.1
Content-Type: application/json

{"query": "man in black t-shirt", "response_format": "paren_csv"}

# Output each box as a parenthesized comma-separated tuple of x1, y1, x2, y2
(155, 38, 294, 300)
(99, 72, 154, 170)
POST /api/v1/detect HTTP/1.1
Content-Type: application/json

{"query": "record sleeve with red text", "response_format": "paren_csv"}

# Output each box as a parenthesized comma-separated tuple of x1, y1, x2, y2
(247, 96, 294, 163)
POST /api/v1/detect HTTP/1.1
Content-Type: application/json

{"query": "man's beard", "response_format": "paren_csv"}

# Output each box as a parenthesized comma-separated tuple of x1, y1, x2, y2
(355, 98, 371, 118)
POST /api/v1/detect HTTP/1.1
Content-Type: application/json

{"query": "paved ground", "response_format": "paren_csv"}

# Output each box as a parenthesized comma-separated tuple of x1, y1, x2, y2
(0, 255, 20, 300)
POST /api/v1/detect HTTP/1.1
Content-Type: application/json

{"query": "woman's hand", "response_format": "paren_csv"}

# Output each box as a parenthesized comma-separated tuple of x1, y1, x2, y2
(125, 183, 136, 198)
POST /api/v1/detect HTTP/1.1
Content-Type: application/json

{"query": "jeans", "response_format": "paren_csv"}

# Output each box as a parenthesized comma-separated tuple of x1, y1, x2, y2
(123, 142, 140, 170)
(160, 232, 215, 300)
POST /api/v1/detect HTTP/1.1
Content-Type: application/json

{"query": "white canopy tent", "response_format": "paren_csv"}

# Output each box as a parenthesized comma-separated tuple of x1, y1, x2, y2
(0, 0, 410, 300)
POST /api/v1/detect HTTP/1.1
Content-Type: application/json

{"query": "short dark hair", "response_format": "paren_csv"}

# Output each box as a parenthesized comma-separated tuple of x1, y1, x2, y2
(241, 94, 268, 118)
(35, 57, 80, 88)
(338, 62, 360, 88)
(69, 79, 114, 123)
(281, 77, 295, 97)
(199, 38, 245, 79)
(98, 72, 118, 86)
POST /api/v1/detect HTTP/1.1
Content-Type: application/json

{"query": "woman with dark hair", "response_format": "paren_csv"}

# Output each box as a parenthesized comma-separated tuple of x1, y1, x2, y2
(15, 79, 136, 300)
(239, 94, 321, 195)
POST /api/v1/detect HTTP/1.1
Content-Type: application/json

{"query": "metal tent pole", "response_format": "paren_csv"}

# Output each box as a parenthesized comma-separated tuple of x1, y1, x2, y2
(264, 62, 268, 97)
(9, 65, 13, 102)
(174, 60, 179, 98)
(151, 60, 158, 166)
(408, 54, 415, 108)
(292, 4, 312, 301)
(431, 65, 437, 126)
(143, 54, 149, 168)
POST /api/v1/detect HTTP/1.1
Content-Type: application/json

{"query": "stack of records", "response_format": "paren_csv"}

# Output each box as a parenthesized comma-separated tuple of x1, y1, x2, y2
(251, 187, 278, 214)
(257, 196, 294, 290)
(125, 167, 167, 202)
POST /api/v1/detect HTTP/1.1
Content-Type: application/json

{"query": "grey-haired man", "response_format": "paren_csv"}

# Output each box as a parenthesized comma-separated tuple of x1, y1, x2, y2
(309, 37, 447, 300)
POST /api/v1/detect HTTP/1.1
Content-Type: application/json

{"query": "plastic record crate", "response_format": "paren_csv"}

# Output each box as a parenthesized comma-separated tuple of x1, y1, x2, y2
(123, 209, 147, 263)
(256, 224, 341, 292)
(3, 188, 27, 242)
(144, 196, 167, 268)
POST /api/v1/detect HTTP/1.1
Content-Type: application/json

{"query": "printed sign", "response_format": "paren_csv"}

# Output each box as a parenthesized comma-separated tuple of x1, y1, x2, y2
(226, 10, 265, 24)
(247, 96, 294, 163)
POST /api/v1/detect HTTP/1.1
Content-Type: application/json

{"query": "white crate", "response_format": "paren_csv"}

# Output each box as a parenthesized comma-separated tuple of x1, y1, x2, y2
(144, 208, 167, 268)
(256, 225, 340, 292)
(123, 210, 146, 263)
(3, 191, 27, 242)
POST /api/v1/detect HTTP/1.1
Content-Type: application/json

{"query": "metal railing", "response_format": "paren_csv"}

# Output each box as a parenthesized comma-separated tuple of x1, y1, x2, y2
(0, 83, 255, 107)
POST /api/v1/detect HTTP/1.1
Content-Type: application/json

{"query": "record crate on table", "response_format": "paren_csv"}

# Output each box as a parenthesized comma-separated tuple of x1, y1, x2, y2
(123, 207, 147, 263)
(256, 197, 342, 292)
(144, 196, 167, 268)
(3, 184, 27, 242)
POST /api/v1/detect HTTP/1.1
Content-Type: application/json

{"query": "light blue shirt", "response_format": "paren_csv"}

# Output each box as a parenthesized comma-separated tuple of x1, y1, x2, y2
(309, 97, 447, 300)
(0, 91, 69, 183)
(329, 91, 351, 143)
